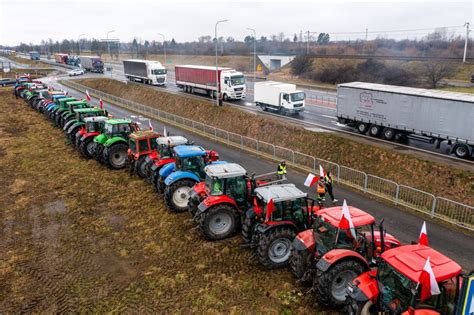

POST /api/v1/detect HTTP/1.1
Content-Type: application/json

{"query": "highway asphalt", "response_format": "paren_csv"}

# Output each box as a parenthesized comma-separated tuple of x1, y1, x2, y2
(43, 77, 474, 271)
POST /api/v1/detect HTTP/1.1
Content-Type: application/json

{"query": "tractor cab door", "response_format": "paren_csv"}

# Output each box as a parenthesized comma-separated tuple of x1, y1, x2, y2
(138, 139, 149, 154)
(225, 176, 247, 208)
(115, 124, 132, 138)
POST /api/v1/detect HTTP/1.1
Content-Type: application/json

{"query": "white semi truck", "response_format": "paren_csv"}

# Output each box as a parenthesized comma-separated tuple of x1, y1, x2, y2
(123, 59, 167, 86)
(254, 81, 305, 115)
(336, 82, 474, 159)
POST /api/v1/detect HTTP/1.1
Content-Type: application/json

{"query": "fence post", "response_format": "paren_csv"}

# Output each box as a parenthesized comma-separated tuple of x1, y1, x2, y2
(364, 173, 368, 192)
(240, 136, 243, 148)
(431, 198, 437, 218)
(227, 132, 230, 143)
(256, 140, 259, 152)
(394, 184, 400, 204)
(292, 150, 295, 163)
(273, 145, 276, 157)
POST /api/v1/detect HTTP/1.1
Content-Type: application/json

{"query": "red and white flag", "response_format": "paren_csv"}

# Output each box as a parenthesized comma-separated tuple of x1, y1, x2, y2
(304, 173, 319, 187)
(419, 257, 440, 301)
(85, 90, 91, 101)
(163, 126, 167, 137)
(419, 221, 429, 246)
(265, 198, 276, 221)
(339, 200, 356, 237)
(148, 120, 154, 131)
(319, 165, 325, 178)
(99, 98, 104, 109)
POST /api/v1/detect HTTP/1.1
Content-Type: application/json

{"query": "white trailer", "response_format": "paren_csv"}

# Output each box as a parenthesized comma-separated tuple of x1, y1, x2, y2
(254, 81, 305, 115)
(123, 59, 167, 86)
(336, 82, 474, 158)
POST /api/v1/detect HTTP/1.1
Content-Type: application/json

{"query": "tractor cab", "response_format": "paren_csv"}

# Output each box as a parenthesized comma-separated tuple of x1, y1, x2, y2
(156, 136, 189, 159)
(346, 245, 463, 315)
(64, 108, 108, 142)
(146, 136, 190, 181)
(83, 116, 108, 134)
(73, 108, 107, 122)
(100, 119, 138, 140)
(204, 163, 247, 200)
(127, 130, 162, 178)
(173, 145, 208, 179)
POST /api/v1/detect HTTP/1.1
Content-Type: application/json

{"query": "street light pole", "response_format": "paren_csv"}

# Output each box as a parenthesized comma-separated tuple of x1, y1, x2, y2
(157, 33, 166, 66)
(247, 27, 256, 81)
(78, 34, 85, 55)
(215, 19, 229, 106)
(106, 30, 115, 77)
(463, 22, 470, 64)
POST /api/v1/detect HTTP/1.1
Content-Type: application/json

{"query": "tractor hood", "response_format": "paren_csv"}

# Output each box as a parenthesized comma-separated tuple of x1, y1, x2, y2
(159, 162, 175, 177)
(164, 170, 200, 186)
(93, 133, 108, 144)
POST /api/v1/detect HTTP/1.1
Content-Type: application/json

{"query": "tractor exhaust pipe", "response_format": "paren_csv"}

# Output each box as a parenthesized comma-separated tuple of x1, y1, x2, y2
(379, 219, 386, 253)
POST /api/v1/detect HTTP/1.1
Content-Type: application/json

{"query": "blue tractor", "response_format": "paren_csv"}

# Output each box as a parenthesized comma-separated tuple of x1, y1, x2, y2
(159, 145, 222, 213)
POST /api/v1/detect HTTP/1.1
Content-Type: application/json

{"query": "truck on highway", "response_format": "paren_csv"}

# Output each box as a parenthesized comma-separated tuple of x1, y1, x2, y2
(79, 55, 104, 73)
(175, 65, 246, 101)
(123, 59, 166, 86)
(29, 51, 40, 60)
(254, 81, 305, 115)
(336, 82, 474, 159)
(54, 53, 68, 64)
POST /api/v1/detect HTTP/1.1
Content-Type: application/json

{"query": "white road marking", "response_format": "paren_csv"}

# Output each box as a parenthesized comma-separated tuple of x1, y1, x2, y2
(322, 114, 337, 120)
(245, 102, 254, 106)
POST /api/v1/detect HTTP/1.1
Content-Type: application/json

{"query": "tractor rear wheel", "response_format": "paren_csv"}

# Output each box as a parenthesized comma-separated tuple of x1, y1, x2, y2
(155, 175, 166, 194)
(104, 143, 128, 169)
(314, 260, 365, 307)
(199, 204, 239, 240)
(135, 157, 148, 178)
(79, 138, 95, 159)
(164, 179, 195, 212)
(68, 126, 80, 144)
(257, 227, 295, 269)
(290, 247, 312, 284)
(241, 215, 255, 244)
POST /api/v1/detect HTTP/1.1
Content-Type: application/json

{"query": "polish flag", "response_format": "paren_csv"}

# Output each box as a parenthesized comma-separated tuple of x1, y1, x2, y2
(163, 126, 167, 137)
(419, 221, 429, 246)
(99, 98, 104, 109)
(419, 257, 440, 302)
(319, 165, 325, 177)
(85, 90, 91, 101)
(265, 198, 276, 221)
(339, 200, 356, 238)
(304, 173, 319, 187)
(148, 120, 154, 131)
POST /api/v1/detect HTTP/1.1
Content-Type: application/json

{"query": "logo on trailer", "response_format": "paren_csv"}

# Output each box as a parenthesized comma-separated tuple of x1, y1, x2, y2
(359, 92, 373, 108)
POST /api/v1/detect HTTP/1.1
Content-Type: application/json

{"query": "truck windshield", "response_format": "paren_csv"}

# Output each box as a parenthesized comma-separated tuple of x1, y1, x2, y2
(230, 75, 245, 86)
(153, 69, 167, 75)
(290, 92, 305, 102)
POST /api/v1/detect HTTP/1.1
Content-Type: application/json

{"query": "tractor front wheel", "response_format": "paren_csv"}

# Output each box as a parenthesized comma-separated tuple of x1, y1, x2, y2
(290, 247, 312, 284)
(241, 215, 255, 244)
(164, 179, 195, 212)
(199, 204, 239, 241)
(135, 157, 148, 178)
(314, 260, 365, 307)
(79, 138, 95, 159)
(103, 143, 129, 169)
(257, 227, 295, 269)
(68, 127, 80, 144)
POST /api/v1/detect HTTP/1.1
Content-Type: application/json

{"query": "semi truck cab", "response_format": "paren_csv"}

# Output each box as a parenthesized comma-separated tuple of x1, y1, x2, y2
(149, 65, 167, 85)
(221, 71, 246, 100)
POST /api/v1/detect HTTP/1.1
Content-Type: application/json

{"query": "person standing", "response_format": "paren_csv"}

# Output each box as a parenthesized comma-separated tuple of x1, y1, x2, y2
(277, 161, 287, 180)
(324, 171, 338, 203)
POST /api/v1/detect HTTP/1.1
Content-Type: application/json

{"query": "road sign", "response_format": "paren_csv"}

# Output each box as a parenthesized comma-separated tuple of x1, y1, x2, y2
(257, 64, 262, 72)
(460, 275, 474, 315)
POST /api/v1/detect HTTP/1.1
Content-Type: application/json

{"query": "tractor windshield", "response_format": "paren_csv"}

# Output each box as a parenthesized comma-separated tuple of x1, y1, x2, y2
(175, 156, 206, 173)
(139, 139, 149, 153)
(206, 177, 224, 196)
(314, 217, 355, 251)
(377, 261, 414, 312)
(129, 139, 137, 153)
(158, 144, 173, 158)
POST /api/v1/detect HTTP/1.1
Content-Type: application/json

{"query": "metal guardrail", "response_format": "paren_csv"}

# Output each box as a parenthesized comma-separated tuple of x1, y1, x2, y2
(61, 79, 474, 231)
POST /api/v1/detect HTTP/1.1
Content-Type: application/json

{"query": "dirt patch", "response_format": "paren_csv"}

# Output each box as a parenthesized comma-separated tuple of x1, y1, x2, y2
(0, 87, 337, 313)
(75, 79, 473, 206)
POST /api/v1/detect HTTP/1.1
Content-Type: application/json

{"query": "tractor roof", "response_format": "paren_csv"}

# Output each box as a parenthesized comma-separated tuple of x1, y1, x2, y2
(318, 206, 375, 227)
(173, 145, 206, 157)
(381, 244, 462, 283)
(129, 130, 161, 140)
(84, 116, 108, 123)
(156, 136, 188, 146)
(105, 118, 132, 125)
(67, 100, 87, 105)
(74, 108, 103, 113)
(52, 94, 66, 99)
(58, 97, 77, 103)
(255, 184, 307, 203)
(204, 163, 246, 179)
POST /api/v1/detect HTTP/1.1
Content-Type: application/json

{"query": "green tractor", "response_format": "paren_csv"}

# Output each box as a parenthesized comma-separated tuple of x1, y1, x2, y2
(55, 100, 90, 128)
(63, 107, 108, 144)
(47, 97, 77, 122)
(91, 118, 140, 169)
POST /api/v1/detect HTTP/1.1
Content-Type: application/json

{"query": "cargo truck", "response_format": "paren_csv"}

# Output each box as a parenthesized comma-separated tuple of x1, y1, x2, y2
(336, 82, 474, 159)
(254, 81, 305, 115)
(29, 51, 40, 60)
(79, 55, 104, 73)
(54, 53, 68, 64)
(175, 65, 246, 101)
(123, 59, 166, 86)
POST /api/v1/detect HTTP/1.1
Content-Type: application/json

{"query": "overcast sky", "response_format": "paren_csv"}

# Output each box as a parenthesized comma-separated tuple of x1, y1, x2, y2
(0, 0, 472, 46)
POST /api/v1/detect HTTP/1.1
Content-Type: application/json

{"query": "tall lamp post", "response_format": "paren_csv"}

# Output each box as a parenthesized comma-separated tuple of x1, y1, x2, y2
(247, 27, 256, 81)
(215, 19, 229, 106)
(106, 30, 115, 77)
(157, 33, 167, 66)
(78, 34, 85, 55)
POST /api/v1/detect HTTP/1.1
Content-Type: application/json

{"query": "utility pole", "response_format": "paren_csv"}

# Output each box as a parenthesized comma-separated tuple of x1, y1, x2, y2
(215, 19, 229, 106)
(307, 30, 310, 54)
(157, 33, 166, 66)
(365, 28, 368, 41)
(463, 22, 470, 64)
(106, 30, 115, 78)
(247, 28, 256, 81)
(78, 34, 85, 55)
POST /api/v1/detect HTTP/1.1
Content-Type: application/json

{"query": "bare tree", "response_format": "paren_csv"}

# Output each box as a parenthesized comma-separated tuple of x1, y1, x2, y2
(422, 62, 456, 88)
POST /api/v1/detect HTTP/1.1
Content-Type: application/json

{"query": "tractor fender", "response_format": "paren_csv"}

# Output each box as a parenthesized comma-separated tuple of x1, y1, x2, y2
(293, 229, 316, 252)
(255, 221, 298, 235)
(93, 133, 108, 144)
(156, 157, 175, 168)
(67, 121, 84, 134)
(316, 249, 370, 273)
(63, 112, 75, 121)
(198, 195, 238, 214)
(401, 310, 441, 315)
(347, 270, 379, 303)
(81, 132, 100, 142)
(164, 171, 200, 186)
(159, 162, 175, 178)
(63, 119, 78, 131)
(104, 137, 127, 148)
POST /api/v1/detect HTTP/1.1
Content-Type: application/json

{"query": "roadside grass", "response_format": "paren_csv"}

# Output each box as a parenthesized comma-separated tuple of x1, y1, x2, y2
(0, 87, 334, 313)
(439, 86, 474, 94)
(5, 55, 51, 68)
(75, 78, 474, 206)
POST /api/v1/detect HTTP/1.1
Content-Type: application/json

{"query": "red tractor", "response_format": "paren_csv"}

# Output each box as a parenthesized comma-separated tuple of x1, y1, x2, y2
(127, 130, 162, 178)
(291, 207, 401, 307)
(192, 163, 283, 240)
(242, 184, 323, 269)
(76, 116, 109, 158)
(345, 244, 469, 315)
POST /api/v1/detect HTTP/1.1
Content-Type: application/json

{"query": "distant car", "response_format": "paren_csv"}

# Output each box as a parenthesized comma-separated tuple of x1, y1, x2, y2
(68, 68, 84, 76)
(0, 78, 16, 86)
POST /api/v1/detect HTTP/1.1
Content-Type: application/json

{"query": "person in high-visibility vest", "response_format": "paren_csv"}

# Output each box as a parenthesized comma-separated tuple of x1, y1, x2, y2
(316, 178, 326, 203)
(277, 161, 287, 179)
(324, 171, 338, 203)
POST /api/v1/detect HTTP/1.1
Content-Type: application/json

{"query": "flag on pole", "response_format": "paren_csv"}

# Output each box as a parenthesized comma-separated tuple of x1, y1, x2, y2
(163, 126, 167, 137)
(319, 165, 325, 178)
(339, 200, 356, 238)
(85, 90, 91, 101)
(265, 198, 276, 221)
(148, 120, 154, 131)
(419, 221, 429, 246)
(419, 257, 441, 301)
(99, 98, 104, 109)
(304, 173, 319, 187)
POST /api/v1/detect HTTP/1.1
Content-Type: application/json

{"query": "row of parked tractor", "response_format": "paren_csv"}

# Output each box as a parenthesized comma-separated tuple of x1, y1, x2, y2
(12, 76, 473, 314)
